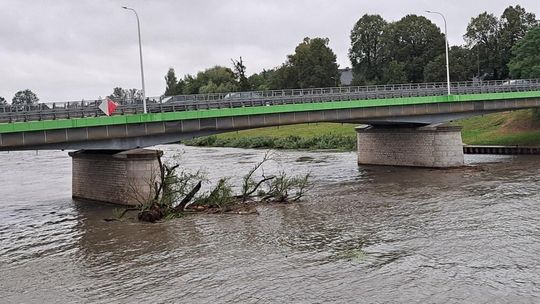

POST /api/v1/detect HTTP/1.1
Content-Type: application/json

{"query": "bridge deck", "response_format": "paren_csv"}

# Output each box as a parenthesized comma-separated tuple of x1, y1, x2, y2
(1, 79, 540, 134)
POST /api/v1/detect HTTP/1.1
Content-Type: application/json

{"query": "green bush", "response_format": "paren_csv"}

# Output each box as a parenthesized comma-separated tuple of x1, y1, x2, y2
(184, 134, 357, 151)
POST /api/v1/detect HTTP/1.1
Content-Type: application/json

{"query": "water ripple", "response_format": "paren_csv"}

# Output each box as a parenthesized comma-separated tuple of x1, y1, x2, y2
(0, 147, 539, 303)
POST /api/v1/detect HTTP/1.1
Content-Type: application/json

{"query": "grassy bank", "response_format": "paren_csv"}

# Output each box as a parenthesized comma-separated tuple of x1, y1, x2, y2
(456, 109, 540, 145)
(184, 109, 540, 150)
(184, 123, 357, 150)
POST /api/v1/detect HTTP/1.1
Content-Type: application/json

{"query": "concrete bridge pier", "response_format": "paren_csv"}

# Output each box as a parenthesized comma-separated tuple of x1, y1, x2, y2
(356, 125, 464, 168)
(69, 149, 162, 206)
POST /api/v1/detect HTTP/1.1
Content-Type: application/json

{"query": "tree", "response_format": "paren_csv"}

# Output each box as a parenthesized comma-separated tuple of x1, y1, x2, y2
(196, 66, 238, 93)
(0, 96, 6, 105)
(380, 15, 445, 83)
(448, 46, 476, 82)
(108, 87, 143, 104)
(248, 69, 274, 91)
(465, 12, 502, 79)
(381, 61, 407, 84)
(268, 63, 297, 90)
(124, 88, 143, 103)
(465, 7, 538, 80)
(177, 66, 238, 95)
(108, 87, 125, 102)
(424, 46, 475, 82)
(349, 14, 387, 85)
(232, 57, 250, 91)
(289, 37, 339, 88)
(509, 26, 540, 79)
(181, 74, 202, 95)
(499, 5, 538, 78)
(424, 55, 448, 83)
(270, 37, 339, 89)
(12, 89, 39, 107)
(171, 59, 257, 94)
(164, 68, 184, 96)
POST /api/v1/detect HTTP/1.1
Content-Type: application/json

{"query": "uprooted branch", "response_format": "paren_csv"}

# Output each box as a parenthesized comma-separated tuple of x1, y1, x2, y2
(238, 175, 276, 199)
(116, 151, 311, 223)
(263, 171, 312, 203)
(240, 151, 274, 202)
(174, 181, 202, 212)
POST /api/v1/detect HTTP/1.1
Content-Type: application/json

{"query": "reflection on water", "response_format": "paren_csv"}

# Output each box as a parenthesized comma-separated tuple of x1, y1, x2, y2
(0, 147, 539, 303)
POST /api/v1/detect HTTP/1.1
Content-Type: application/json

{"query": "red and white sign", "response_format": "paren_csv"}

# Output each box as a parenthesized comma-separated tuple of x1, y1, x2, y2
(99, 98, 118, 116)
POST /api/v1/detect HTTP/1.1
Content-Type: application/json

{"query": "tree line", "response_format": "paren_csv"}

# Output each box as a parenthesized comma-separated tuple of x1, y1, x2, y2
(350, 6, 538, 84)
(163, 37, 340, 96)
(0, 90, 39, 108)
(163, 5, 540, 96)
(0, 88, 144, 107)
(157, 36, 333, 96)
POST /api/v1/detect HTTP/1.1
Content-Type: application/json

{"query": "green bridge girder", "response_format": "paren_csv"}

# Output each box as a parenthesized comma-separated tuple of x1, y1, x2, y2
(1, 90, 540, 134)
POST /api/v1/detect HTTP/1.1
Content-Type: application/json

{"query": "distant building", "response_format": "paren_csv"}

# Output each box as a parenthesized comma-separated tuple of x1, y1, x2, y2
(339, 67, 353, 86)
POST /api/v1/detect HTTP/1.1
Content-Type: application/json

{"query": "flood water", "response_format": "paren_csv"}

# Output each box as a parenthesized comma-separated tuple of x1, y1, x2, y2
(0, 146, 539, 303)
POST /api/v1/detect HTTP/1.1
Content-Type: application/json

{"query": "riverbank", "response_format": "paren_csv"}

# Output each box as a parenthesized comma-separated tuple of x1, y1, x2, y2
(184, 123, 357, 151)
(183, 109, 540, 150)
(456, 109, 540, 145)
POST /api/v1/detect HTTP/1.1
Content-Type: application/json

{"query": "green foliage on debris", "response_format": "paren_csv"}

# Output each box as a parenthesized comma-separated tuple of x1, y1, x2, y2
(113, 152, 311, 223)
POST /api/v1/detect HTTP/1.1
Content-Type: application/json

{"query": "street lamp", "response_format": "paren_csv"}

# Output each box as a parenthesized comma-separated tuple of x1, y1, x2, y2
(122, 6, 147, 113)
(426, 10, 451, 95)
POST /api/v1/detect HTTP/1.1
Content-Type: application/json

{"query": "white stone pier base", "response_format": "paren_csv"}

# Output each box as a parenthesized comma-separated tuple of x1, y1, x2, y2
(69, 149, 162, 206)
(356, 126, 464, 168)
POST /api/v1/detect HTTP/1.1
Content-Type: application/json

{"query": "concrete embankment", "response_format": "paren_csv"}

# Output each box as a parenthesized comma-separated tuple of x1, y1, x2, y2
(464, 145, 540, 155)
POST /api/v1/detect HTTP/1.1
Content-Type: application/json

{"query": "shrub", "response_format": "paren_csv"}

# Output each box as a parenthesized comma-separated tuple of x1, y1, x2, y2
(185, 134, 357, 151)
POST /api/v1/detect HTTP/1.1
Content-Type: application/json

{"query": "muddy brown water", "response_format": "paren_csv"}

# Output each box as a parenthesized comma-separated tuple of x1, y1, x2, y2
(1, 146, 539, 303)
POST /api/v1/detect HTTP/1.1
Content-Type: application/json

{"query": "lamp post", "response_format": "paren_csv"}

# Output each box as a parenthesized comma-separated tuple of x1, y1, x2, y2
(122, 6, 147, 113)
(426, 10, 451, 95)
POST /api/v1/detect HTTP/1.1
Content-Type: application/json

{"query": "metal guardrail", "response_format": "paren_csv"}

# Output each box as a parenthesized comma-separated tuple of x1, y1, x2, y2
(1, 79, 539, 124)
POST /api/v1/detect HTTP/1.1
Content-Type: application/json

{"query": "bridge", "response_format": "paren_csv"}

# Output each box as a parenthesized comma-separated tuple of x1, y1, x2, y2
(1, 79, 540, 151)
(2, 79, 539, 205)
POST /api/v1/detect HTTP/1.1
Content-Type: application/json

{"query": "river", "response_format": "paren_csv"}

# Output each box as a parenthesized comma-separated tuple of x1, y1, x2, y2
(0, 146, 539, 303)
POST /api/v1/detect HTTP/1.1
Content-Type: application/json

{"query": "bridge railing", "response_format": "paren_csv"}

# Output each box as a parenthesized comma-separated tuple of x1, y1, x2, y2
(162, 78, 540, 104)
(1, 79, 540, 124)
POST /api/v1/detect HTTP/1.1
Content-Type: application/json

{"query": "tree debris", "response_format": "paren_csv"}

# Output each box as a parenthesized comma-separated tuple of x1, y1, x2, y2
(116, 151, 311, 223)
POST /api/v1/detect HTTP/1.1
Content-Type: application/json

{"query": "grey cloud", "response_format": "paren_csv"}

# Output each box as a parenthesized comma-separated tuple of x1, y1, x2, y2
(0, 0, 538, 101)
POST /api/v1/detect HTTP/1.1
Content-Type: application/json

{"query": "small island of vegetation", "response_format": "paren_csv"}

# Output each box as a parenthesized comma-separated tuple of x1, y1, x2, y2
(112, 152, 311, 223)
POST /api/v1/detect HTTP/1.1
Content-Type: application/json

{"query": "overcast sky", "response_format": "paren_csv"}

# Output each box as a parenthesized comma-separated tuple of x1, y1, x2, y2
(1, 0, 539, 102)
